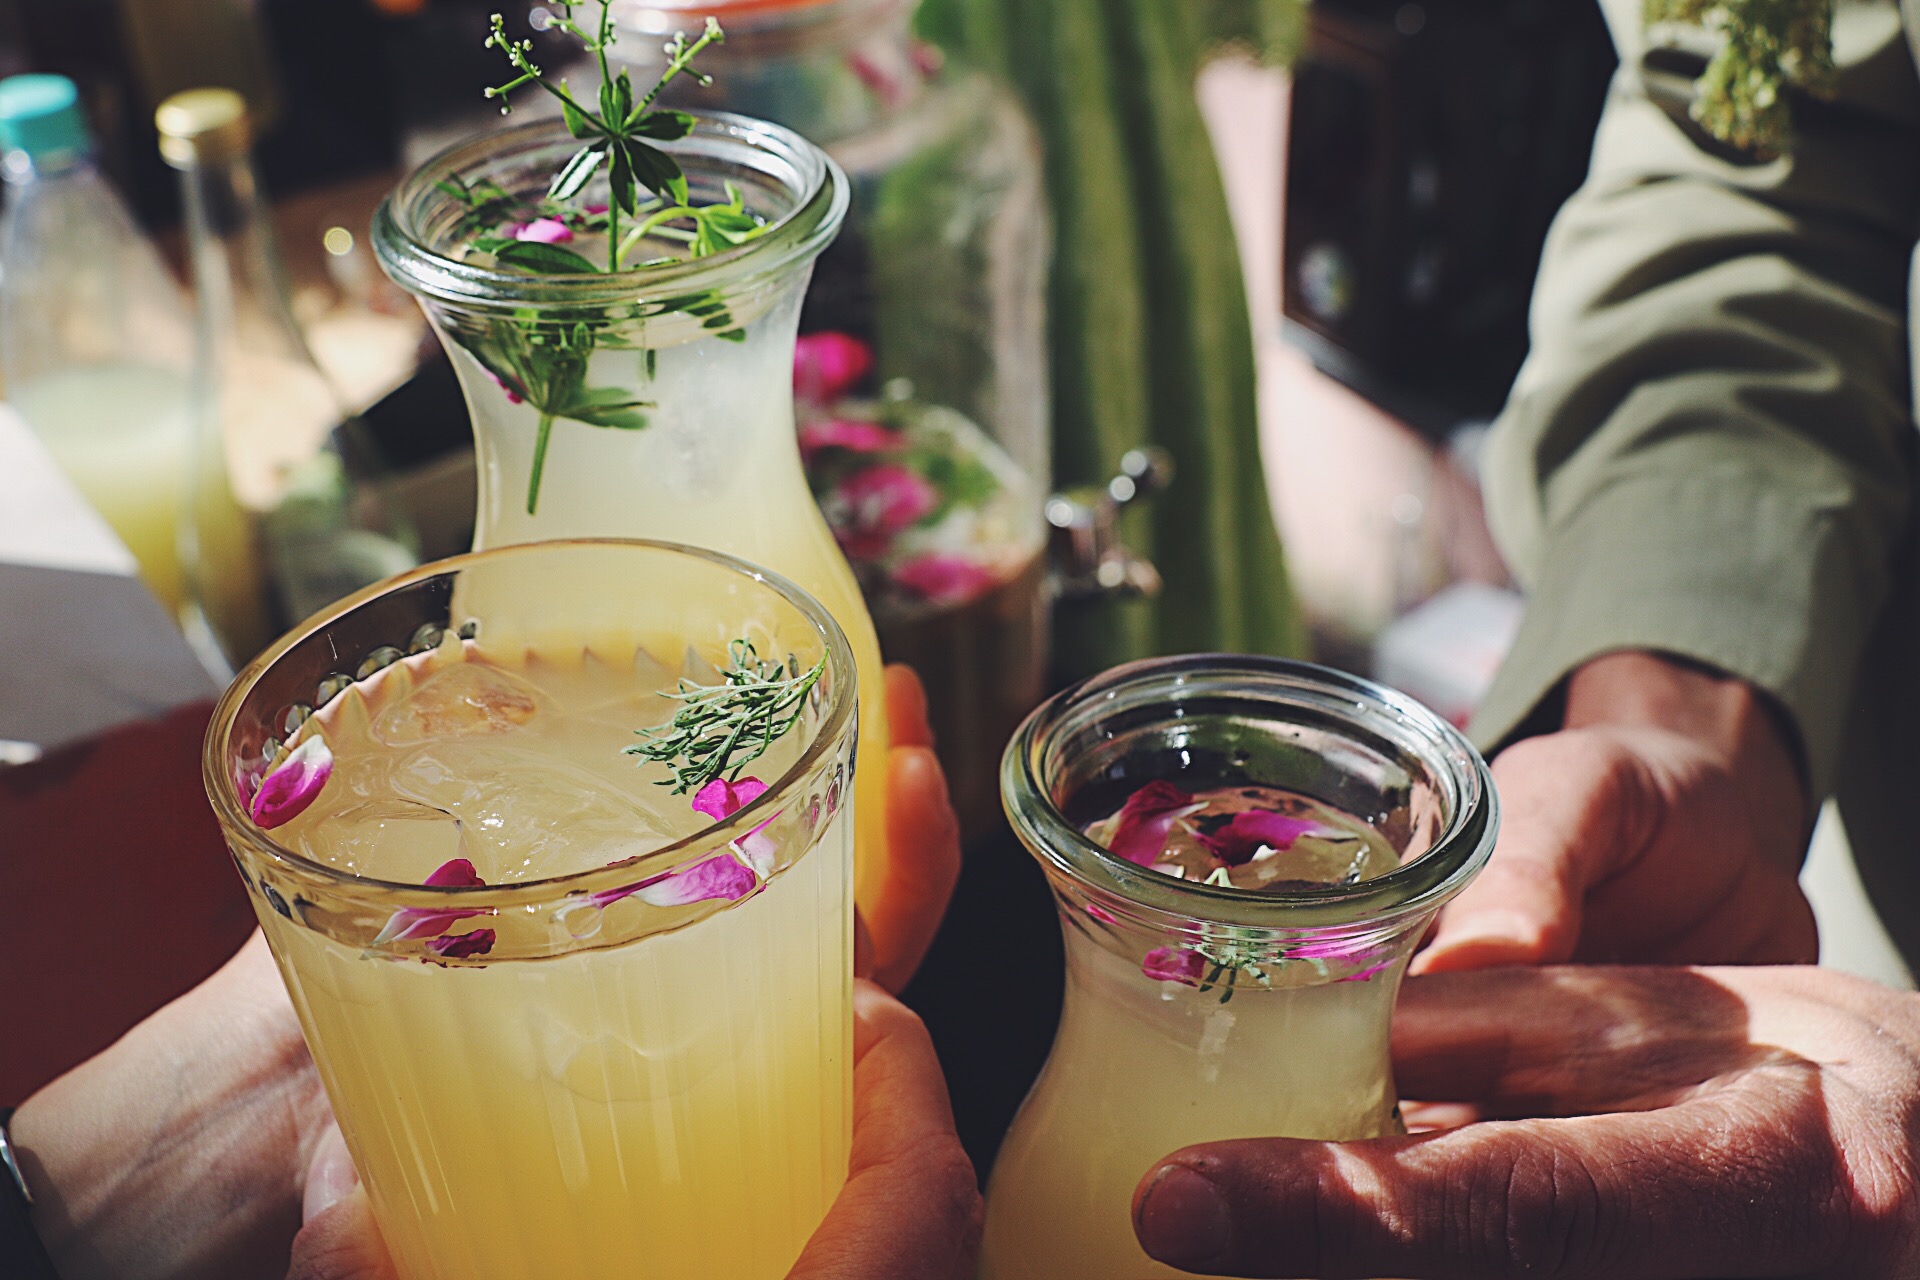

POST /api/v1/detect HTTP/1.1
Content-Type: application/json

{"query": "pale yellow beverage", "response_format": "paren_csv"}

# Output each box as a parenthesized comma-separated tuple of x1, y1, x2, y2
(12, 361, 192, 613)
(208, 543, 858, 1280)
(978, 943, 1403, 1279)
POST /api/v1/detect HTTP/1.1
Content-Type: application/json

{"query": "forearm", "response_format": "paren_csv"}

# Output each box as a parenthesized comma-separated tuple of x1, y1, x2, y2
(10, 937, 327, 1280)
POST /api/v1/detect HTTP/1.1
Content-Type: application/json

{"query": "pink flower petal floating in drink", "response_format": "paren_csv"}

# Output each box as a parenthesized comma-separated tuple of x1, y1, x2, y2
(1141, 946, 1205, 986)
(1085, 901, 1119, 925)
(892, 554, 999, 608)
(637, 852, 760, 906)
(374, 857, 489, 945)
(483, 367, 526, 405)
(692, 775, 769, 821)
(1197, 811, 1324, 867)
(793, 331, 874, 405)
(425, 928, 496, 959)
(250, 735, 334, 830)
(514, 217, 574, 244)
(1105, 780, 1208, 867)
(831, 463, 938, 560)
(798, 418, 905, 463)
(1290, 936, 1394, 982)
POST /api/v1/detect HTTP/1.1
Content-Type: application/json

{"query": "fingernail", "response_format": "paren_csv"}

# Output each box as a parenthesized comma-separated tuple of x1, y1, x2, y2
(303, 1130, 361, 1222)
(1136, 1165, 1230, 1267)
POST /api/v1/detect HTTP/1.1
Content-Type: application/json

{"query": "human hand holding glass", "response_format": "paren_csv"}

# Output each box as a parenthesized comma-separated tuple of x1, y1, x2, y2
(9, 664, 964, 1280)
(1417, 650, 1815, 971)
(1131, 963, 1920, 1278)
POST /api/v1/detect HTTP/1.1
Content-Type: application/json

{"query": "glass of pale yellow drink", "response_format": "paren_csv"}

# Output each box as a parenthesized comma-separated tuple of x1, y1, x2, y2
(979, 655, 1497, 1279)
(204, 539, 857, 1280)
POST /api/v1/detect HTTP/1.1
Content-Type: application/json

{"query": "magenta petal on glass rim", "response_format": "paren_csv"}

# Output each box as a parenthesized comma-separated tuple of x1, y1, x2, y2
(637, 852, 760, 906)
(1339, 960, 1394, 983)
(1141, 946, 1205, 986)
(1197, 811, 1324, 867)
(425, 928, 496, 959)
(798, 418, 905, 463)
(249, 735, 335, 829)
(692, 775, 769, 821)
(514, 217, 573, 244)
(893, 554, 999, 607)
(373, 857, 489, 944)
(793, 331, 874, 405)
(1106, 780, 1208, 867)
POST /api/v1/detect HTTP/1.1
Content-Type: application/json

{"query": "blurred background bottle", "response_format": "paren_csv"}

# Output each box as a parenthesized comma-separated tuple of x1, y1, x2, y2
(157, 87, 416, 670)
(0, 72, 197, 616)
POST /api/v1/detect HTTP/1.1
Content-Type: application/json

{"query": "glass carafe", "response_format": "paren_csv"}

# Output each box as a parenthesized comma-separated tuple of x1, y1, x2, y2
(615, 0, 1051, 837)
(979, 655, 1498, 1278)
(371, 113, 891, 910)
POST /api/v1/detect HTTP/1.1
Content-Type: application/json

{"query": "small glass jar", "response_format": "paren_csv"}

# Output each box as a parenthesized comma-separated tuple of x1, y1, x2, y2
(371, 111, 893, 912)
(979, 655, 1497, 1279)
(616, 0, 1052, 836)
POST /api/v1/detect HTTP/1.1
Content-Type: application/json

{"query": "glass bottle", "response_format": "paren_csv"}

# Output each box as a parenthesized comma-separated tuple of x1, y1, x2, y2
(980, 655, 1498, 1278)
(0, 74, 196, 615)
(158, 88, 417, 671)
(615, 0, 1052, 837)
(371, 112, 893, 914)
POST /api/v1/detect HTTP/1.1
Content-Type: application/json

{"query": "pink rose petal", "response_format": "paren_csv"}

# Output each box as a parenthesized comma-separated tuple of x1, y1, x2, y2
(1141, 946, 1205, 986)
(374, 858, 489, 945)
(425, 928, 496, 959)
(1085, 901, 1118, 925)
(1105, 780, 1207, 867)
(1339, 959, 1394, 983)
(692, 776, 769, 821)
(483, 367, 526, 405)
(793, 331, 874, 405)
(1198, 811, 1324, 867)
(515, 217, 573, 244)
(892, 554, 998, 607)
(637, 852, 760, 906)
(798, 418, 905, 463)
(250, 735, 334, 829)
(831, 463, 937, 560)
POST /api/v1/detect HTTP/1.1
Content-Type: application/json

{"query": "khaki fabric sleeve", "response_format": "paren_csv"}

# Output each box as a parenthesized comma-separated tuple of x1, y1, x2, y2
(1471, 0, 1920, 801)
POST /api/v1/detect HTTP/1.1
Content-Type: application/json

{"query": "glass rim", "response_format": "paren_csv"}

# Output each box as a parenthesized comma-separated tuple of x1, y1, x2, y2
(1002, 653, 1499, 931)
(371, 111, 848, 311)
(203, 538, 859, 911)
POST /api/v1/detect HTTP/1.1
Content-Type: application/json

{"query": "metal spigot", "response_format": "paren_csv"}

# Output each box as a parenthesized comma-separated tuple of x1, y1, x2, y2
(1046, 447, 1173, 601)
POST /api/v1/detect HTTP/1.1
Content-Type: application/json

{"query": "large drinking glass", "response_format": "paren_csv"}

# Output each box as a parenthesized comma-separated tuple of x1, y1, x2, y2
(979, 655, 1497, 1278)
(205, 540, 856, 1280)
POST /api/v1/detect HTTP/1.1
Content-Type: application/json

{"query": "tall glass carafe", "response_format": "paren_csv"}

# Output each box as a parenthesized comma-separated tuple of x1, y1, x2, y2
(0, 74, 196, 615)
(372, 113, 892, 911)
(615, 0, 1052, 836)
(158, 88, 416, 671)
(980, 656, 1498, 1278)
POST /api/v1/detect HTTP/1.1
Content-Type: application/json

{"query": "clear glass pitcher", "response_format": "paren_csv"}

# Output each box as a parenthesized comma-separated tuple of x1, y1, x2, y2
(615, 0, 1051, 836)
(370, 111, 892, 910)
(979, 654, 1498, 1278)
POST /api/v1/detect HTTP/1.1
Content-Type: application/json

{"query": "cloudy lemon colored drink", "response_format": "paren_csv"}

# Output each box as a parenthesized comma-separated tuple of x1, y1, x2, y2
(979, 657, 1498, 1279)
(206, 541, 857, 1280)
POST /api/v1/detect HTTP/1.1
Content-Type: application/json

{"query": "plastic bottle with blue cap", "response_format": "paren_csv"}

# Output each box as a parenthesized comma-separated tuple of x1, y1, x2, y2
(0, 73, 201, 618)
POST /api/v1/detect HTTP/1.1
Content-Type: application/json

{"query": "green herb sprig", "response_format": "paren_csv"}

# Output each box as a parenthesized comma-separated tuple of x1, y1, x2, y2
(626, 640, 826, 794)
(1646, 0, 1834, 156)
(439, 4, 776, 515)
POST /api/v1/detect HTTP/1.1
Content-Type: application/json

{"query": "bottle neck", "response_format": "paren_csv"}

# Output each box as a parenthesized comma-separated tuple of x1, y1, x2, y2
(621, 0, 925, 145)
(1, 147, 90, 185)
(178, 152, 323, 374)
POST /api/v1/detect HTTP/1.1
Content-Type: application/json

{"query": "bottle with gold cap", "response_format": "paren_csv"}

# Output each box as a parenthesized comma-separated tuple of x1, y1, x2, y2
(157, 87, 416, 669)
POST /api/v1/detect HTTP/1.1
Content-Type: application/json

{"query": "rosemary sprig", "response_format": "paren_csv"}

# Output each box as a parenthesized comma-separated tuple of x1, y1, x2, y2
(626, 640, 826, 794)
